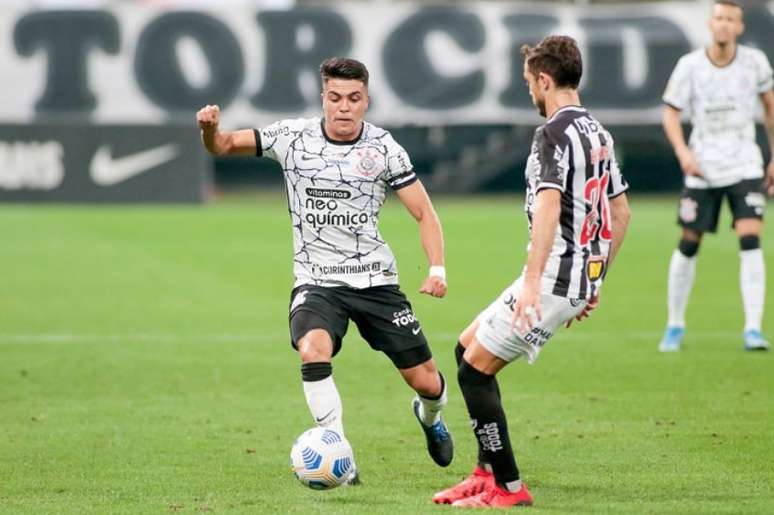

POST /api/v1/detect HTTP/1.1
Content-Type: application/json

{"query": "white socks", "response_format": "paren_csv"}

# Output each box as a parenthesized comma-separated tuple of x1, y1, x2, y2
(667, 245, 766, 332)
(504, 479, 524, 493)
(303, 368, 448, 440)
(667, 249, 697, 328)
(416, 373, 447, 426)
(740, 248, 765, 332)
(302, 374, 344, 437)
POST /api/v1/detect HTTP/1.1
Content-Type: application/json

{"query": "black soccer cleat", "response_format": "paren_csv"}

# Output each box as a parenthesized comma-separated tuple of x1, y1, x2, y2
(342, 466, 361, 486)
(412, 398, 453, 467)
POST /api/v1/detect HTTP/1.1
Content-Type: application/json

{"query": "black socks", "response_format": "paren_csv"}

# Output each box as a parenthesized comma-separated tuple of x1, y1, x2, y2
(301, 361, 332, 382)
(458, 358, 520, 485)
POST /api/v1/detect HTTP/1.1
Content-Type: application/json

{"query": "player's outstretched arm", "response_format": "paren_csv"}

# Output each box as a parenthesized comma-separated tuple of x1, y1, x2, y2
(662, 105, 702, 178)
(513, 188, 560, 332)
(760, 90, 774, 196)
(196, 104, 257, 156)
(395, 180, 447, 298)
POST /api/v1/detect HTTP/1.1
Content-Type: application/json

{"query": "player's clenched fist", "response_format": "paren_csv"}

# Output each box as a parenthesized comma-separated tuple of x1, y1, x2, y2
(419, 276, 447, 298)
(197, 105, 220, 131)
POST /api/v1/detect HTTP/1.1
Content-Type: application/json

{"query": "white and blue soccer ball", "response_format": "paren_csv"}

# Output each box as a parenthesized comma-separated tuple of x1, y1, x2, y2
(290, 427, 354, 490)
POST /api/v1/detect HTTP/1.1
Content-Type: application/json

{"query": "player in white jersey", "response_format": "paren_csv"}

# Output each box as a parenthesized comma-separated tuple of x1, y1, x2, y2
(659, 0, 774, 352)
(196, 58, 453, 481)
(432, 36, 631, 508)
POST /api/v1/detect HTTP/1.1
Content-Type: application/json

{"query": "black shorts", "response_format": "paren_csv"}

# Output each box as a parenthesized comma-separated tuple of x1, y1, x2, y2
(677, 179, 766, 233)
(288, 284, 432, 369)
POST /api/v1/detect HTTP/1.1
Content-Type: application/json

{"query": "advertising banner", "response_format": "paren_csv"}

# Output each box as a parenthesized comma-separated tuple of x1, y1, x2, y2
(0, 124, 210, 202)
(2, 2, 772, 127)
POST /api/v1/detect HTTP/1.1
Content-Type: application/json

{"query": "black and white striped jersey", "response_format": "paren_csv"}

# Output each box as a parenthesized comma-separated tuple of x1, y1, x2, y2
(524, 106, 628, 299)
(257, 117, 417, 289)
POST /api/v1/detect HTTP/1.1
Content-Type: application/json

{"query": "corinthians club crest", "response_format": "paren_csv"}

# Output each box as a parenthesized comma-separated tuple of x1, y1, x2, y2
(355, 149, 380, 177)
(679, 197, 698, 223)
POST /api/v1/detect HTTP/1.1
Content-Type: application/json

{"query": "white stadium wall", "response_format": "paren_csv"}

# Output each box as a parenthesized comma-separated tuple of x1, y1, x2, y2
(2, 1, 773, 127)
(1, 2, 773, 200)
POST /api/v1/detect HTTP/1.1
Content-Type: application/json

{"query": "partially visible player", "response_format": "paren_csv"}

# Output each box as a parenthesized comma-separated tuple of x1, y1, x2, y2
(196, 58, 453, 481)
(659, 0, 774, 352)
(431, 36, 630, 508)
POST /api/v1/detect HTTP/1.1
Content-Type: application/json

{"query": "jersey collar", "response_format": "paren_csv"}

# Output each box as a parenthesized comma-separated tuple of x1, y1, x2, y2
(547, 105, 585, 123)
(704, 45, 738, 68)
(320, 119, 365, 145)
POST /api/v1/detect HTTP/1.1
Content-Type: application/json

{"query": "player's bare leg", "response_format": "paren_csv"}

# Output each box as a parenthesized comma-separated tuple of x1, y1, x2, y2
(399, 358, 442, 397)
(661, 228, 703, 352)
(398, 359, 453, 467)
(457, 319, 478, 349)
(735, 218, 769, 350)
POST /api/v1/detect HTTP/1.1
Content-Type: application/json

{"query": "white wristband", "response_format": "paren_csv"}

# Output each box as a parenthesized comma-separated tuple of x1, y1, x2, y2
(429, 265, 446, 281)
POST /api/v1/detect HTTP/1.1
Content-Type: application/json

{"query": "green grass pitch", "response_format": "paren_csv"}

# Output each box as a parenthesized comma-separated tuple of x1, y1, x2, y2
(1, 195, 772, 514)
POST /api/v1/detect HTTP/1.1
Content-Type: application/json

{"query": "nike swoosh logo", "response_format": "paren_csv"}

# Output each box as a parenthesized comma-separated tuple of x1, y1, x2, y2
(315, 409, 335, 423)
(300, 154, 318, 161)
(90, 144, 178, 186)
(412, 326, 422, 335)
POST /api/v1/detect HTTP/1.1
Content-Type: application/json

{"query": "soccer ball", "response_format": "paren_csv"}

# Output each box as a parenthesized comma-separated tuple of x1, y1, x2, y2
(290, 427, 354, 490)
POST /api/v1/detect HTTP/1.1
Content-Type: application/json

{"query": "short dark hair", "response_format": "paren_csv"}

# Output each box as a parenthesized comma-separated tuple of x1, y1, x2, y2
(714, 0, 741, 9)
(714, 0, 743, 17)
(320, 57, 369, 87)
(521, 36, 582, 89)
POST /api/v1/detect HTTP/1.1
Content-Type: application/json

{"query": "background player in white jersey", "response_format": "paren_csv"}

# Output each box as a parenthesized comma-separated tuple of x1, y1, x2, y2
(659, 0, 774, 352)
(432, 36, 631, 508)
(195, 58, 453, 481)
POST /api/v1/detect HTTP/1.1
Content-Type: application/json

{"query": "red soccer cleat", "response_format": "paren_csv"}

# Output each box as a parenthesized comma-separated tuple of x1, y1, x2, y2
(451, 482, 533, 508)
(432, 466, 495, 504)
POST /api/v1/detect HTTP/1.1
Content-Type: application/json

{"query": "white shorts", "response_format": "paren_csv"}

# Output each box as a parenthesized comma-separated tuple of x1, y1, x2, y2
(474, 276, 587, 364)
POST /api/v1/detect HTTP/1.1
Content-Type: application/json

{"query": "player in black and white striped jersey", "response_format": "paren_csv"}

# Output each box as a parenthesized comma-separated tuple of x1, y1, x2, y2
(433, 36, 631, 508)
(526, 106, 629, 300)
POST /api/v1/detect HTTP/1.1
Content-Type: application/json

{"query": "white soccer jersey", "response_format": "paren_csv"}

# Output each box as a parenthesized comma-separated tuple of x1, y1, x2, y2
(257, 117, 417, 289)
(663, 45, 773, 189)
(524, 106, 628, 299)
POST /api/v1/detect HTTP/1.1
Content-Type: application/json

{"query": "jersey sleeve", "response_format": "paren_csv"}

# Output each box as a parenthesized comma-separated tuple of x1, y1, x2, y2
(256, 119, 300, 162)
(663, 55, 691, 110)
(536, 124, 569, 192)
(605, 135, 629, 198)
(383, 134, 417, 190)
(754, 50, 774, 93)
